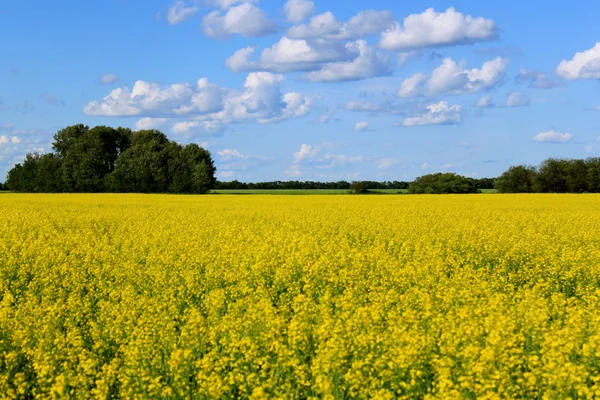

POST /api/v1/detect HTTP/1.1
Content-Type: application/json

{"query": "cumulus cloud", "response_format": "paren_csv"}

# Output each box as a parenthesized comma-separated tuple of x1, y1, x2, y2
(533, 130, 573, 143)
(167, 0, 199, 25)
(402, 101, 462, 127)
(202, 3, 276, 38)
(303, 40, 391, 82)
(319, 110, 334, 123)
(285, 143, 364, 177)
(516, 67, 565, 89)
(135, 118, 168, 131)
(380, 7, 499, 52)
(476, 95, 495, 108)
(398, 57, 508, 97)
(218, 149, 248, 160)
(84, 72, 311, 136)
(0, 135, 21, 147)
(506, 92, 530, 107)
(204, 0, 255, 9)
(354, 121, 370, 132)
(100, 74, 119, 85)
(171, 120, 226, 138)
(284, 0, 315, 23)
(556, 42, 600, 80)
(226, 37, 355, 73)
(287, 10, 394, 41)
(378, 158, 399, 170)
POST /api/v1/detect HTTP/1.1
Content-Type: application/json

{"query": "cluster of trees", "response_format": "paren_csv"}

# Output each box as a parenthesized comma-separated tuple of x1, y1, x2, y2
(496, 158, 600, 193)
(408, 173, 480, 194)
(6, 125, 216, 193)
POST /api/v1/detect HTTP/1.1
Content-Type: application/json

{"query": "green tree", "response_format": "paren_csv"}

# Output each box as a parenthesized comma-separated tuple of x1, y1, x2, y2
(535, 158, 570, 193)
(62, 126, 132, 192)
(586, 157, 600, 193)
(495, 165, 537, 193)
(409, 173, 478, 194)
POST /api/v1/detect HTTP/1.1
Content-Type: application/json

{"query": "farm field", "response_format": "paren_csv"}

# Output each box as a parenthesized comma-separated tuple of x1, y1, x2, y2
(1, 194, 600, 398)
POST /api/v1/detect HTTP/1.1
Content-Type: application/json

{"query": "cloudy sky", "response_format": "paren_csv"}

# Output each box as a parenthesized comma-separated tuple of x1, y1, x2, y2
(1, 0, 599, 182)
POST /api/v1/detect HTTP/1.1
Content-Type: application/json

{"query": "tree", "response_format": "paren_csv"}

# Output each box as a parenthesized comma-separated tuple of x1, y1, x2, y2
(586, 158, 600, 193)
(61, 126, 132, 192)
(535, 158, 570, 193)
(495, 165, 537, 193)
(34, 154, 64, 192)
(348, 181, 369, 194)
(409, 173, 478, 194)
(52, 124, 89, 157)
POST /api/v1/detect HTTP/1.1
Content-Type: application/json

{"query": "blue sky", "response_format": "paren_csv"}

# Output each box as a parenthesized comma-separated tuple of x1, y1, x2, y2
(1, 0, 599, 182)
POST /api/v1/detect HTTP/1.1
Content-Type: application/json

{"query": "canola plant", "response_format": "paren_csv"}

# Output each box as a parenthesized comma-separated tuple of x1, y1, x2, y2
(1, 194, 600, 399)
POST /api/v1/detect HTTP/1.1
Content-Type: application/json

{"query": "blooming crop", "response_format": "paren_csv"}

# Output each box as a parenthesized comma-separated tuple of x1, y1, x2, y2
(1, 194, 600, 399)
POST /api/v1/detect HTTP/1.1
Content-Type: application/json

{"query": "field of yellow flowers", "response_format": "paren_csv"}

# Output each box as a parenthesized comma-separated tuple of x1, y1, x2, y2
(1, 194, 600, 399)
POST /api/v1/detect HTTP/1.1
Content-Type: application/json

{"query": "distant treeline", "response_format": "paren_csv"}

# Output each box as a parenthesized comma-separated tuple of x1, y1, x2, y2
(215, 180, 411, 190)
(5, 125, 217, 193)
(216, 178, 496, 191)
(496, 158, 600, 193)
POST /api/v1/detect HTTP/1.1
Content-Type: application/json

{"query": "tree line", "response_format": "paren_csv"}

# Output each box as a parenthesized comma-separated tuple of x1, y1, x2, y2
(5, 125, 217, 193)
(495, 158, 600, 193)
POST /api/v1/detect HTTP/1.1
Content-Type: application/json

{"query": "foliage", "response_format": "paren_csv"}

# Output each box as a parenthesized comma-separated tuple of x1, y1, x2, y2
(2, 194, 600, 398)
(497, 158, 600, 193)
(495, 165, 537, 193)
(348, 181, 369, 194)
(409, 172, 478, 194)
(6, 125, 216, 194)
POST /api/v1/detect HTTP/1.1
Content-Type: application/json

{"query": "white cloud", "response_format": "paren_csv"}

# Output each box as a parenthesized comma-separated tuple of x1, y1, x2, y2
(533, 130, 573, 143)
(398, 57, 508, 97)
(167, 0, 199, 25)
(284, 0, 315, 23)
(171, 120, 226, 138)
(84, 72, 311, 135)
(506, 92, 530, 107)
(378, 158, 399, 170)
(1, 123, 15, 131)
(0, 136, 21, 147)
(226, 37, 354, 73)
(516, 67, 564, 89)
(476, 95, 494, 108)
(294, 143, 320, 164)
(204, 0, 255, 9)
(100, 74, 119, 85)
(303, 40, 391, 82)
(135, 118, 168, 131)
(380, 7, 499, 52)
(420, 162, 429, 169)
(441, 163, 459, 170)
(402, 101, 462, 127)
(202, 3, 276, 38)
(556, 42, 600, 80)
(355, 121, 370, 132)
(287, 10, 394, 41)
(319, 110, 334, 123)
(218, 149, 248, 160)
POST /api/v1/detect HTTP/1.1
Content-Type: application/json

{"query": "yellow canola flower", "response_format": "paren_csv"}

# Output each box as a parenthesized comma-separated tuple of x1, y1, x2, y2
(0, 193, 600, 398)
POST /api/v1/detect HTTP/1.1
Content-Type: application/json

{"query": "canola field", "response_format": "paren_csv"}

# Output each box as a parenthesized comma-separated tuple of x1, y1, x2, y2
(1, 194, 600, 399)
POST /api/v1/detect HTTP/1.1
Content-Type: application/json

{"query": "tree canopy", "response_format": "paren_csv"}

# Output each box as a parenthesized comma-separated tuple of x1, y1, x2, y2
(496, 158, 600, 193)
(6, 125, 217, 194)
(408, 173, 479, 194)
